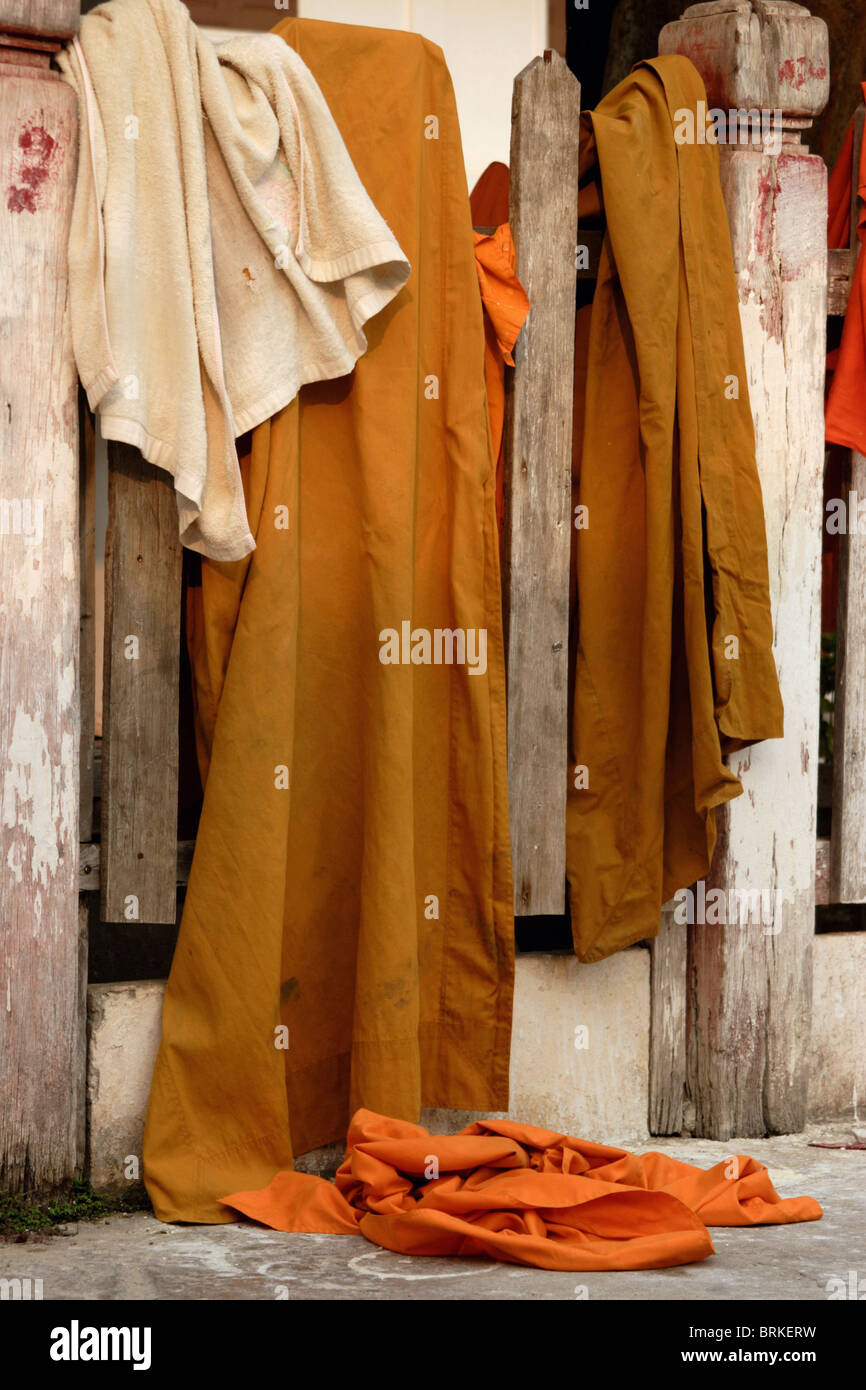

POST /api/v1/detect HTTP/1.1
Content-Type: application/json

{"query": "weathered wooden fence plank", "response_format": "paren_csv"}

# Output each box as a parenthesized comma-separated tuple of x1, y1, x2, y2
(503, 49, 580, 917)
(188, 0, 296, 26)
(829, 105, 866, 904)
(80, 839, 195, 894)
(649, 904, 687, 1135)
(78, 391, 95, 843)
(830, 449, 866, 902)
(815, 838, 830, 905)
(661, 0, 828, 1138)
(74, 897, 88, 1177)
(101, 444, 182, 926)
(827, 246, 855, 316)
(848, 106, 864, 251)
(0, 61, 81, 1191)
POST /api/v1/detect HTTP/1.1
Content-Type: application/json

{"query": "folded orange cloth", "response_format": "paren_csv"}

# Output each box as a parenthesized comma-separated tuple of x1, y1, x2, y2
(220, 1109, 822, 1272)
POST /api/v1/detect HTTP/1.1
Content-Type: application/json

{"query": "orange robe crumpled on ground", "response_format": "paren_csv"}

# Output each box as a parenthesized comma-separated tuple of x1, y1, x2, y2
(219, 1108, 821, 1272)
(825, 82, 866, 451)
(143, 17, 513, 1224)
(568, 57, 784, 962)
(470, 162, 529, 547)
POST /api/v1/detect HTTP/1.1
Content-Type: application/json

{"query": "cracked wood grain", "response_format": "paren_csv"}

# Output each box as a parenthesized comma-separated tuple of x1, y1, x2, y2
(101, 444, 182, 925)
(503, 50, 580, 916)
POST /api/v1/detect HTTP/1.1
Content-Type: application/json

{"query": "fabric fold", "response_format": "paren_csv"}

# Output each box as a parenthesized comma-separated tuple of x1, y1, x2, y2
(471, 210, 529, 548)
(220, 1109, 821, 1272)
(567, 55, 784, 961)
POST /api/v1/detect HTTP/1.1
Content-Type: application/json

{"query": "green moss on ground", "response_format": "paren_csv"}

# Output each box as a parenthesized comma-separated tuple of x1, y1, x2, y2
(0, 1181, 150, 1239)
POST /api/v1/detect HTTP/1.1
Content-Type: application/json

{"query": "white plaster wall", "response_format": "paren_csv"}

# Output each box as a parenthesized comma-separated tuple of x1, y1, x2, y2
(424, 948, 651, 1146)
(87, 950, 650, 1190)
(86, 933, 866, 1190)
(87, 981, 163, 1191)
(808, 932, 866, 1122)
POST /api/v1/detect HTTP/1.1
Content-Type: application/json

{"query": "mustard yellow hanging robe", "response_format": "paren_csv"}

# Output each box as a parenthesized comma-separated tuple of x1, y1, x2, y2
(144, 17, 513, 1224)
(567, 56, 784, 963)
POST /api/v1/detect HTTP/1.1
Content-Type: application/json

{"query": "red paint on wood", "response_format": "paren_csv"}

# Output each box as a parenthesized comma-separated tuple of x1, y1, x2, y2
(6, 119, 57, 213)
(778, 57, 827, 90)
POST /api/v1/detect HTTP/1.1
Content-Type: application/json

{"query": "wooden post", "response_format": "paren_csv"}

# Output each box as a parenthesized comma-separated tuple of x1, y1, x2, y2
(0, 4, 79, 39)
(649, 906, 687, 1134)
(184, 0, 297, 26)
(830, 106, 866, 905)
(78, 391, 95, 843)
(0, 0, 83, 1192)
(503, 50, 580, 916)
(660, 1, 829, 1137)
(100, 444, 182, 926)
(831, 445, 866, 903)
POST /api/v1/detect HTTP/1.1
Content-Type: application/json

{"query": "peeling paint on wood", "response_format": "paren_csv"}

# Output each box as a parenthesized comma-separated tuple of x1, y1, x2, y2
(649, 905, 687, 1134)
(0, 71, 83, 1191)
(663, 3, 830, 117)
(778, 56, 827, 91)
(660, 1, 827, 1140)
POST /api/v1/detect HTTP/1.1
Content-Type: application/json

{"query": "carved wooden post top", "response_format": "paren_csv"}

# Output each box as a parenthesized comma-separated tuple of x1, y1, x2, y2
(659, 1, 829, 123)
(0, 2, 80, 43)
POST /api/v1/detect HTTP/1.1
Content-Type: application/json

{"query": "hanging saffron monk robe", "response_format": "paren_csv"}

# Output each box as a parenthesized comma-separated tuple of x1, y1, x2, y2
(568, 57, 784, 963)
(143, 17, 513, 1223)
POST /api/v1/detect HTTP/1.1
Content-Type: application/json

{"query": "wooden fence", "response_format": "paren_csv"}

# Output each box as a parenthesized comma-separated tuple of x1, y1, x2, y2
(0, 0, 857, 1191)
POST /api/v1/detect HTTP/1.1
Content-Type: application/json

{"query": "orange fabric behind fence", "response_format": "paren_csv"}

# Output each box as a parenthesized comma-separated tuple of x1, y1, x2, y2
(221, 1109, 822, 1272)
(469, 163, 529, 545)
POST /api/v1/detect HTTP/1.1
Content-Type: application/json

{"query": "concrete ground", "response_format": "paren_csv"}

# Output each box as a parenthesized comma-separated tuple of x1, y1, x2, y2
(2, 1125, 863, 1301)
